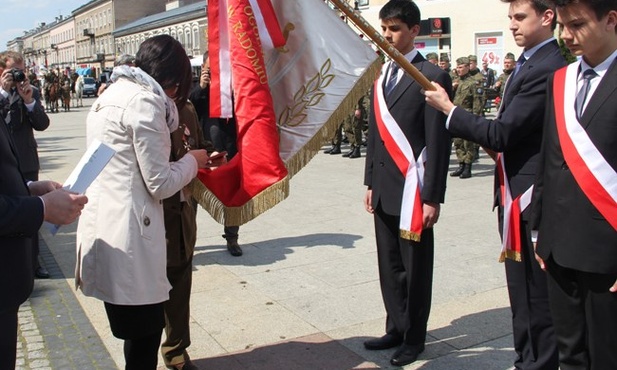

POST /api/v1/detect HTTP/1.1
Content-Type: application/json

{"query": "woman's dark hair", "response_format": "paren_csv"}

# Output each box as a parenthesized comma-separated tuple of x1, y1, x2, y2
(135, 34, 191, 109)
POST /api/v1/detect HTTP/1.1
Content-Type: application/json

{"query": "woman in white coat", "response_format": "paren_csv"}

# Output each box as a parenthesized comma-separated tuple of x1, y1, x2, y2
(76, 35, 211, 369)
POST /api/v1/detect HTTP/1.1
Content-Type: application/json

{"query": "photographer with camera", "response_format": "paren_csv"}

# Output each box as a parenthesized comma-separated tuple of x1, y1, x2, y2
(0, 51, 51, 279)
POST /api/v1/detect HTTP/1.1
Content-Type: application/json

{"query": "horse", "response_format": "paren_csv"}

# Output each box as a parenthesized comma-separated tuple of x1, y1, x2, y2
(44, 80, 59, 113)
(61, 81, 71, 112)
(72, 75, 84, 108)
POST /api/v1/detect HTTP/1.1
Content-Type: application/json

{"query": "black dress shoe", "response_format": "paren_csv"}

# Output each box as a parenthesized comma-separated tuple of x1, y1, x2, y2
(35, 266, 50, 279)
(226, 238, 243, 257)
(390, 343, 425, 367)
(363, 333, 403, 350)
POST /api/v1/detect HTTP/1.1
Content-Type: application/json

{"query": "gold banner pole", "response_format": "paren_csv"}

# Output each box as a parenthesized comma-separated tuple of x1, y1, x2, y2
(329, 0, 436, 91)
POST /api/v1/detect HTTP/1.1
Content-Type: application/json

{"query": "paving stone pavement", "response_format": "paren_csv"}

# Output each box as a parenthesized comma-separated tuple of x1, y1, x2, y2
(15, 100, 520, 370)
(16, 236, 117, 370)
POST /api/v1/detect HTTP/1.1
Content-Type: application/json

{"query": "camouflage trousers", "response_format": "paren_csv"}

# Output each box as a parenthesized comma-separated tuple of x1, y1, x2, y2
(453, 138, 478, 164)
(343, 116, 363, 146)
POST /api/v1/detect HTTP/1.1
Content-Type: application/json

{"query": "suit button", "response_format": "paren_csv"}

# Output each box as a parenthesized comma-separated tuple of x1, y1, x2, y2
(379, 162, 384, 167)
(561, 162, 569, 170)
(143, 216, 151, 226)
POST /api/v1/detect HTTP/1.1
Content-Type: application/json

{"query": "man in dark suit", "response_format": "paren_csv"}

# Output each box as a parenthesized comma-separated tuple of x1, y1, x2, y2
(1, 51, 51, 279)
(0, 114, 87, 369)
(531, 1, 617, 368)
(424, 1, 565, 368)
(362, 1, 452, 367)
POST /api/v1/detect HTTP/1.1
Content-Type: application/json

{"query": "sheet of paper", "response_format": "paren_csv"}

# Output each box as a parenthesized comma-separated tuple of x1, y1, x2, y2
(47, 139, 115, 235)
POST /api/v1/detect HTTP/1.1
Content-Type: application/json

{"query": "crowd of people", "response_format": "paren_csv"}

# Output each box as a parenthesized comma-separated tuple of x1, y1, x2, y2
(2, 0, 616, 369)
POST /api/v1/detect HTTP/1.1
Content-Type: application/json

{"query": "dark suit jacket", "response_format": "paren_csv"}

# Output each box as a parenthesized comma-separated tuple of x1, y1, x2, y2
(531, 59, 617, 274)
(2, 87, 50, 178)
(0, 116, 44, 311)
(364, 54, 452, 215)
(448, 40, 566, 217)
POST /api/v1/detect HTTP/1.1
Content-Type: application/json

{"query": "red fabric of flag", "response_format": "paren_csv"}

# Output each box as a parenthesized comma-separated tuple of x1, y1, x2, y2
(197, 0, 288, 219)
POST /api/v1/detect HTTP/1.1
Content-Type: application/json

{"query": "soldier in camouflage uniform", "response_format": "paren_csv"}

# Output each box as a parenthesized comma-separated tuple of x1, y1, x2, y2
(440, 55, 458, 83)
(342, 93, 369, 158)
(494, 52, 516, 99)
(450, 57, 483, 179)
(425, 52, 439, 65)
(468, 55, 485, 162)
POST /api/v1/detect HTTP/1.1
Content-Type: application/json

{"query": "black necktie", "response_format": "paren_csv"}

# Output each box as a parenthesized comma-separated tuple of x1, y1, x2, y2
(575, 69, 598, 120)
(385, 63, 399, 96)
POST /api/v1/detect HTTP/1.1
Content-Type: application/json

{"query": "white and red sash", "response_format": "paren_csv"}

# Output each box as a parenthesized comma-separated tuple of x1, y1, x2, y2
(497, 153, 533, 262)
(553, 63, 617, 230)
(373, 64, 426, 242)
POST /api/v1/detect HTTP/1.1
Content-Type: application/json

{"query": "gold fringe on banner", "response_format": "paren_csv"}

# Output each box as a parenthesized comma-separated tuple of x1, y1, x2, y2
(285, 57, 382, 178)
(190, 176, 290, 226)
(498, 250, 522, 263)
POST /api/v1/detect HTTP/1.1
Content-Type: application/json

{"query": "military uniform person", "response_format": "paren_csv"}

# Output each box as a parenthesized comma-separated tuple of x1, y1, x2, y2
(450, 57, 483, 179)
(342, 93, 369, 158)
(425, 52, 438, 65)
(440, 55, 457, 83)
(494, 52, 516, 98)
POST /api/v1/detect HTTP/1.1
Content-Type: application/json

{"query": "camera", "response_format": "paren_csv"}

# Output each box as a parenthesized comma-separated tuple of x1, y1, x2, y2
(10, 69, 26, 83)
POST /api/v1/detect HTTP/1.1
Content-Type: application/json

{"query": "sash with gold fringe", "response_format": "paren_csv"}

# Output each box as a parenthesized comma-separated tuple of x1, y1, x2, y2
(497, 153, 533, 262)
(373, 63, 426, 242)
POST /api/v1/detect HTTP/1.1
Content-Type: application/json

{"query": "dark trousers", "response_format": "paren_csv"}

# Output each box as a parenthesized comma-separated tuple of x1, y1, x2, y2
(162, 253, 194, 367)
(500, 216, 558, 370)
(104, 302, 165, 370)
(374, 204, 434, 345)
(545, 257, 617, 370)
(23, 171, 42, 274)
(0, 307, 18, 370)
(203, 118, 240, 240)
(204, 117, 238, 158)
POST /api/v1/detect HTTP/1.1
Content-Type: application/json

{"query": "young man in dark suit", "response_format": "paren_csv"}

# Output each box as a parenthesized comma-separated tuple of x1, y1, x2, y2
(363, 1, 452, 366)
(531, 1, 617, 368)
(0, 115, 87, 370)
(1, 51, 51, 279)
(424, 0, 565, 368)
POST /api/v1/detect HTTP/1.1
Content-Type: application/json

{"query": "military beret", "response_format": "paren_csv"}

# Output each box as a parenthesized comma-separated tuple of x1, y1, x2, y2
(504, 52, 516, 60)
(468, 55, 478, 62)
(456, 57, 470, 65)
(426, 52, 438, 60)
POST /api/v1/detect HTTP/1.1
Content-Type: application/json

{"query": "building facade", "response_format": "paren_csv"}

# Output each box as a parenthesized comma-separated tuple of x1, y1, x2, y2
(351, 0, 525, 73)
(113, 0, 206, 59)
(72, 0, 169, 76)
(6, 0, 531, 79)
(49, 16, 76, 71)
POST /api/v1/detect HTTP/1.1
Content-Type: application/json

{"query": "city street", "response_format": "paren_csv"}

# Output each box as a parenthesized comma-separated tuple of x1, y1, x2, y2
(18, 97, 517, 369)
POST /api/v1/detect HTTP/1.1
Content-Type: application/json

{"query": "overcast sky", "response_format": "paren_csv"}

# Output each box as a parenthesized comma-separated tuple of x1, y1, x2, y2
(0, 0, 88, 51)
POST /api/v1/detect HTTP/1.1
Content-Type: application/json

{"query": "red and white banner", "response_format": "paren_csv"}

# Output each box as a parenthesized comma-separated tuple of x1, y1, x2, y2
(195, 0, 380, 226)
(552, 64, 617, 230)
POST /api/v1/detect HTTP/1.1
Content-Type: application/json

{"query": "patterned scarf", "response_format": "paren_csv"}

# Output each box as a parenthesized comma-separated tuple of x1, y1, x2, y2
(110, 65, 179, 132)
